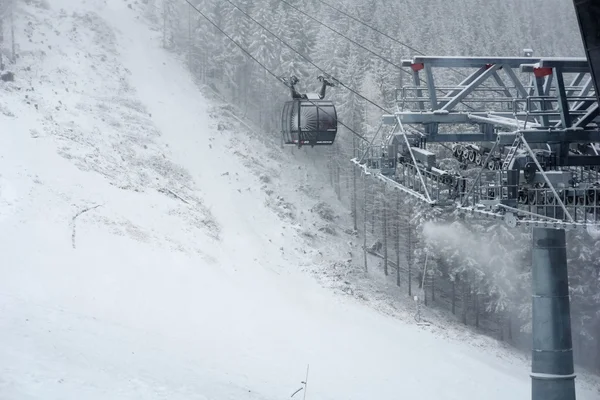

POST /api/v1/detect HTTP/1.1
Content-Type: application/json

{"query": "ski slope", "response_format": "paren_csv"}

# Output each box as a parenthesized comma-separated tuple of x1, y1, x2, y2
(0, 0, 598, 399)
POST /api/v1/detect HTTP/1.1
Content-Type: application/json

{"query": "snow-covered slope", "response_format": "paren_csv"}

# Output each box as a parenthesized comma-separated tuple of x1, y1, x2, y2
(0, 1, 598, 399)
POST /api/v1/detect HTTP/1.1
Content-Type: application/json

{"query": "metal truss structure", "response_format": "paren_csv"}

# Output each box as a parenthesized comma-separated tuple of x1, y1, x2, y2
(350, 4, 600, 400)
(349, 45, 600, 400)
(352, 52, 600, 231)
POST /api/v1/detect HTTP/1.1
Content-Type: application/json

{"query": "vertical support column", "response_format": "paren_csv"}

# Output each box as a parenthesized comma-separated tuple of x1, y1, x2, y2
(505, 169, 519, 208)
(554, 68, 572, 163)
(424, 63, 438, 110)
(491, 71, 514, 111)
(555, 68, 573, 128)
(411, 63, 425, 111)
(543, 73, 554, 96)
(531, 228, 576, 400)
(534, 67, 552, 127)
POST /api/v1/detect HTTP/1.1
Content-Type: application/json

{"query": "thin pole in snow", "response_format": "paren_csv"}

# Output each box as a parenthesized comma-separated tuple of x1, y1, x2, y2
(421, 253, 428, 292)
(303, 364, 309, 400)
(290, 364, 310, 398)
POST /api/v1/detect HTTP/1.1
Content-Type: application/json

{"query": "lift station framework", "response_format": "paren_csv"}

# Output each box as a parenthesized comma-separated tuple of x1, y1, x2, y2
(356, 54, 600, 229)
(352, 52, 600, 400)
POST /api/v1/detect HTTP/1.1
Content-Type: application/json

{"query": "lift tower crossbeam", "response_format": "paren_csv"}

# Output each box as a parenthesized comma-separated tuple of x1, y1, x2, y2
(357, 55, 600, 229)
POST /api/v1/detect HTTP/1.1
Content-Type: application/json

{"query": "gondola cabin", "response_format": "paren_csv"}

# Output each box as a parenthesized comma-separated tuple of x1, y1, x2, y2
(281, 97, 338, 147)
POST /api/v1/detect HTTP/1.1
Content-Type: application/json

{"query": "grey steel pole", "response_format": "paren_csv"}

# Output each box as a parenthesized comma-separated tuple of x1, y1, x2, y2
(531, 227, 576, 400)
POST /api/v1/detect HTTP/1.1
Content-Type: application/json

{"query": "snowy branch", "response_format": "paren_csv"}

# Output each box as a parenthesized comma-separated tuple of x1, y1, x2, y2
(71, 204, 103, 249)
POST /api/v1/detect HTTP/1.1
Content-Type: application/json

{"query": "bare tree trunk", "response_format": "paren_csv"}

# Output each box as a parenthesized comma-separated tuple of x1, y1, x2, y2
(345, 159, 350, 193)
(10, 0, 15, 63)
(329, 147, 334, 186)
(335, 147, 341, 200)
(259, 74, 265, 127)
(0, 1, 4, 71)
(162, 0, 167, 48)
(187, 2, 192, 68)
(407, 216, 412, 297)
(395, 193, 401, 286)
(474, 293, 479, 328)
(363, 172, 368, 272)
(243, 65, 249, 115)
(422, 259, 428, 306)
(370, 182, 376, 234)
(202, 46, 207, 84)
(382, 186, 388, 276)
(0, 0, 4, 46)
(452, 279, 456, 314)
(352, 160, 357, 231)
(431, 270, 435, 302)
(462, 276, 468, 325)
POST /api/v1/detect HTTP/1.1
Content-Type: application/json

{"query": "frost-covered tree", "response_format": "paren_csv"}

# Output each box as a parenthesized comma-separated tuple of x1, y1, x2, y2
(0, 0, 16, 67)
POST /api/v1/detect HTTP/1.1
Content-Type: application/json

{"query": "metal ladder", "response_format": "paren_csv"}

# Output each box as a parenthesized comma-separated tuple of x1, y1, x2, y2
(502, 136, 521, 170)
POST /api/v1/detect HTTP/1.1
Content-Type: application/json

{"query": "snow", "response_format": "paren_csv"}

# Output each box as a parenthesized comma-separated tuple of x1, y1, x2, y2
(0, 0, 598, 399)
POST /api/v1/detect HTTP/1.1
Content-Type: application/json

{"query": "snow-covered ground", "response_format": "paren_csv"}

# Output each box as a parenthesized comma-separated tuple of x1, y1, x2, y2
(0, 0, 598, 399)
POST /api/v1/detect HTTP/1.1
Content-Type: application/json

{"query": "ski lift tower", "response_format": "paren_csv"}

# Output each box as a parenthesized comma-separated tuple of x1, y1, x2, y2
(352, 48, 600, 400)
